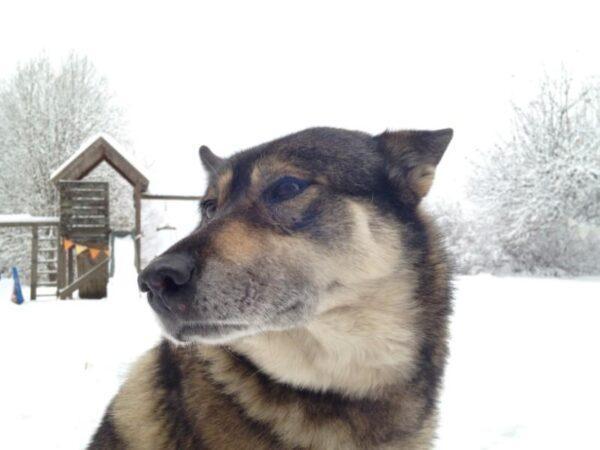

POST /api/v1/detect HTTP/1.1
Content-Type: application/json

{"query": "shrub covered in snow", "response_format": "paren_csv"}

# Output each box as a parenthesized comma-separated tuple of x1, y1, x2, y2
(463, 71, 600, 275)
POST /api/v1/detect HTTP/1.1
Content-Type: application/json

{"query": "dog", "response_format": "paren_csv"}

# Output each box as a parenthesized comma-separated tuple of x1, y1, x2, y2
(88, 126, 453, 449)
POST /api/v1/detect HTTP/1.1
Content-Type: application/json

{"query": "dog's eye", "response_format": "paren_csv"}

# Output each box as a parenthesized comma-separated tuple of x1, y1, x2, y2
(201, 199, 217, 219)
(266, 177, 309, 203)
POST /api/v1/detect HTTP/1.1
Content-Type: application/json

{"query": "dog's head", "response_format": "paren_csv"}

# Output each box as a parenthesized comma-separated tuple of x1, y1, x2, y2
(139, 127, 452, 344)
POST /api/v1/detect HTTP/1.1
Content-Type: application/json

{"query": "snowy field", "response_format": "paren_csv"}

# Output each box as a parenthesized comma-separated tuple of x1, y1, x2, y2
(1, 237, 599, 449)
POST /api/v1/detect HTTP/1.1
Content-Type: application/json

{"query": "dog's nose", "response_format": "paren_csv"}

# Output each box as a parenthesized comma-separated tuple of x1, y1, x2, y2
(138, 253, 195, 296)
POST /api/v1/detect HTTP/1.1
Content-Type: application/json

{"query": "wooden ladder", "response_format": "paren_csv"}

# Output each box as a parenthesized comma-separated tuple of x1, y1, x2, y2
(31, 225, 59, 299)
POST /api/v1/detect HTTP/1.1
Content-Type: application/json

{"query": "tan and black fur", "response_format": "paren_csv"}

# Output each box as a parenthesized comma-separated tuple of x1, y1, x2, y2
(89, 127, 454, 449)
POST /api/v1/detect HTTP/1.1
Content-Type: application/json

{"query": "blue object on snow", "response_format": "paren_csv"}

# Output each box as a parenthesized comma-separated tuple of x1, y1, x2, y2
(11, 267, 24, 305)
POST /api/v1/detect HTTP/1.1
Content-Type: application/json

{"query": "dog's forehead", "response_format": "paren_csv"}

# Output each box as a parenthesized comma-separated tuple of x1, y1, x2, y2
(208, 127, 382, 200)
(265, 127, 373, 150)
(245, 127, 376, 173)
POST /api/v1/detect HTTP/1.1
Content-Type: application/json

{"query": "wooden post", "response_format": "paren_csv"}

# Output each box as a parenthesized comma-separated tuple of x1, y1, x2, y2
(134, 187, 142, 273)
(59, 257, 109, 299)
(57, 239, 66, 299)
(109, 232, 115, 278)
(30, 225, 38, 300)
(77, 252, 108, 298)
(56, 232, 62, 297)
(67, 247, 74, 299)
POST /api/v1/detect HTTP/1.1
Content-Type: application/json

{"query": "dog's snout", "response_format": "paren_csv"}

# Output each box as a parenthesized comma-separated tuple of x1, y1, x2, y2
(138, 253, 195, 296)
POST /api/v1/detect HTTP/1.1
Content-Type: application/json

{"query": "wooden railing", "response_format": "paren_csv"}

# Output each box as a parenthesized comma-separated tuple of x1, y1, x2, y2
(0, 215, 60, 300)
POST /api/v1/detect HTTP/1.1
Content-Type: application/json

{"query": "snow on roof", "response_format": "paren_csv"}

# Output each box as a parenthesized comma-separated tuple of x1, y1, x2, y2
(50, 133, 113, 180)
(0, 214, 59, 225)
(49, 133, 149, 190)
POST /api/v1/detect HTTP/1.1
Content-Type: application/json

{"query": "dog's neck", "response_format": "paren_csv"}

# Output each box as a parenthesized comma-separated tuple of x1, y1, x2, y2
(231, 274, 420, 398)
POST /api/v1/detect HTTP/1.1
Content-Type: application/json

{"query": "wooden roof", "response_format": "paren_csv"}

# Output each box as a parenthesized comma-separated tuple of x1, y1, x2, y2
(50, 134, 149, 191)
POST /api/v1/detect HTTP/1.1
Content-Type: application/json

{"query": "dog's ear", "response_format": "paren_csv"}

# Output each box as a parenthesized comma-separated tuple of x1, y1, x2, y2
(199, 145, 224, 174)
(376, 128, 453, 204)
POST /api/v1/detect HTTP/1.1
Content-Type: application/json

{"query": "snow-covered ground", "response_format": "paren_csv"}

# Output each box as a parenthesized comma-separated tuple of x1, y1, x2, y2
(0, 237, 161, 450)
(437, 274, 600, 449)
(1, 237, 599, 449)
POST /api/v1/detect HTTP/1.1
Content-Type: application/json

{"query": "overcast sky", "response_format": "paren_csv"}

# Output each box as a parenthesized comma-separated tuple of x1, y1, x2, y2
(2, 0, 599, 196)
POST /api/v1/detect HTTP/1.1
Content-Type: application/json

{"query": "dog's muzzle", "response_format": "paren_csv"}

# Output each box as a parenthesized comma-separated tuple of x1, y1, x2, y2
(138, 253, 196, 317)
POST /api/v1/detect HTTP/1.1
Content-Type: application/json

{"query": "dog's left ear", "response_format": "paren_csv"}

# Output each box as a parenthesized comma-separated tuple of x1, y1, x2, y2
(199, 145, 224, 174)
(375, 128, 453, 204)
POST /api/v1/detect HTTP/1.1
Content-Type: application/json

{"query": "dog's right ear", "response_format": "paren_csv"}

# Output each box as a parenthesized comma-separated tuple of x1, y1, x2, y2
(375, 128, 453, 205)
(199, 145, 224, 174)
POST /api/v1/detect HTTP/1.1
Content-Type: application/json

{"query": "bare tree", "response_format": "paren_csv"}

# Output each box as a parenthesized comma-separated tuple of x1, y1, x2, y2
(0, 53, 129, 278)
(0, 53, 126, 216)
(467, 70, 600, 275)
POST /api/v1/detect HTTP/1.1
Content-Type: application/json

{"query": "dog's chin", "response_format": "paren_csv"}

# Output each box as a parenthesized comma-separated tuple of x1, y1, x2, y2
(158, 314, 311, 346)
(151, 296, 315, 346)
(158, 321, 257, 346)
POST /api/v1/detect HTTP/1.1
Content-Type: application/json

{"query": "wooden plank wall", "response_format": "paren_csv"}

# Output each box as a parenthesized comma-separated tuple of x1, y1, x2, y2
(59, 181, 110, 245)
(58, 181, 110, 299)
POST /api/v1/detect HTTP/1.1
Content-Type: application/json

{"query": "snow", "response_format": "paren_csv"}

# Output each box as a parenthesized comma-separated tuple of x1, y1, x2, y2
(1, 238, 599, 449)
(436, 274, 600, 449)
(0, 214, 59, 224)
(49, 133, 142, 181)
(0, 236, 161, 449)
